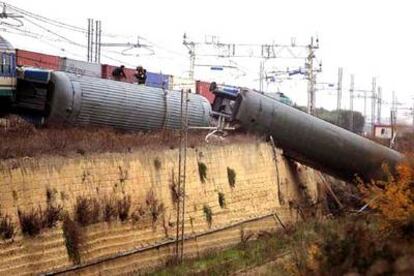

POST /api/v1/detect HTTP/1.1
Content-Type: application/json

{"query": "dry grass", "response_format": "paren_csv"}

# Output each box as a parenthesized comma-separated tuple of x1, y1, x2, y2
(146, 190, 165, 224)
(62, 214, 83, 265)
(74, 197, 101, 227)
(103, 196, 118, 222)
(0, 115, 257, 160)
(359, 156, 414, 238)
(18, 208, 43, 237)
(43, 204, 63, 228)
(17, 203, 63, 237)
(117, 195, 131, 222)
(0, 209, 15, 240)
(395, 132, 414, 153)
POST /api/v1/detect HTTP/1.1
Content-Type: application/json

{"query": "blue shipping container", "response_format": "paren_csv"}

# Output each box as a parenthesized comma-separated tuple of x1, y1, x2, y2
(145, 72, 171, 90)
(20, 68, 51, 83)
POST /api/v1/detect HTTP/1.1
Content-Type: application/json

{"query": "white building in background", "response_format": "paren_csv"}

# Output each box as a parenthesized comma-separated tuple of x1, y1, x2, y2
(373, 124, 393, 139)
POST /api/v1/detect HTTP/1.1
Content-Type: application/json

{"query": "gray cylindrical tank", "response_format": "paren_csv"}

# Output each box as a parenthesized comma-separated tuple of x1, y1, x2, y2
(46, 72, 211, 130)
(233, 89, 403, 182)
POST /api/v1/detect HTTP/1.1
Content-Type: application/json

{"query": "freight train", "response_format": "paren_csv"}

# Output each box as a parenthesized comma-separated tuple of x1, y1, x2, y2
(0, 35, 212, 127)
(0, 35, 404, 182)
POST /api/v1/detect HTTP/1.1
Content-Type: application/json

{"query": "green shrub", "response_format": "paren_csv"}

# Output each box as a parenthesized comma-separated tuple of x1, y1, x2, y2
(218, 192, 226, 208)
(198, 162, 208, 183)
(169, 171, 181, 204)
(203, 205, 213, 227)
(227, 167, 236, 188)
(317, 220, 390, 274)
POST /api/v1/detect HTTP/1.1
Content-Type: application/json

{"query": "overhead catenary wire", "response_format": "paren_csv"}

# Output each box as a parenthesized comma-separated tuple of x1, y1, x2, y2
(2, 1, 87, 33)
(4, 29, 135, 67)
(4, 17, 138, 66)
(1, 2, 180, 64)
(0, 1, 203, 76)
(3, 1, 160, 41)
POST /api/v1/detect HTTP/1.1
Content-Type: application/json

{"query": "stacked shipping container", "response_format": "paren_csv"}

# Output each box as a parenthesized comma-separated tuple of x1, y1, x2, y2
(15, 49, 60, 71)
(14, 49, 298, 108)
(101, 65, 173, 90)
(171, 76, 196, 93)
(146, 71, 172, 90)
(101, 64, 137, 83)
(15, 49, 175, 91)
(60, 58, 101, 78)
(15, 49, 198, 98)
(195, 81, 215, 104)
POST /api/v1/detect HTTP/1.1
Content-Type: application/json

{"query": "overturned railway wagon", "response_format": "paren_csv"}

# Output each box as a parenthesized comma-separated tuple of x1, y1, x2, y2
(231, 89, 403, 182)
(45, 72, 211, 130)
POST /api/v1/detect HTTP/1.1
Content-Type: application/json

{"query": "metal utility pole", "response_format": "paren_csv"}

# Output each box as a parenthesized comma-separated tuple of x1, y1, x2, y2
(389, 91, 397, 144)
(349, 74, 354, 131)
(182, 34, 320, 94)
(391, 91, 397, 124)
(371, 77, 376, 125)
(175, 89, 189, 263)
(183, 34, 196, 80)
(259, 60, 265, 91)
(94, 20, 102, 63)
(0, 3, 23, 20)
(377, 86, 382, 124)
(87, 18, 102, 63)
(306, 37, 318, 115)
(336, 67, 343, 124)
(363, 92, 367, 119)
(337, 67, 343, 111)
(87, 18, 94, 62)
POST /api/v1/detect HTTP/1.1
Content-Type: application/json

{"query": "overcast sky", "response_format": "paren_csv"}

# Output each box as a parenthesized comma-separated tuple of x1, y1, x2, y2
(2, 0, 414, 123)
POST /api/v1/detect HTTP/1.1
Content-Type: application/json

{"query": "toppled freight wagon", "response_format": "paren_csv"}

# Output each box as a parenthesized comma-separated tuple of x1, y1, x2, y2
(211, 85, 403, 182)
(45, 72, 211, 130)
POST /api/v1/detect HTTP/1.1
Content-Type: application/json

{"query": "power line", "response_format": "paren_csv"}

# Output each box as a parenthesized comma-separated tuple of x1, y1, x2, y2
(4, 15, 140, 66)
(22, 15, 86, 48)
(1, 2, 192, 69)
(1, 28, 86, 59)
(2, 1, 86, 33)
(183, 34, 320, 113)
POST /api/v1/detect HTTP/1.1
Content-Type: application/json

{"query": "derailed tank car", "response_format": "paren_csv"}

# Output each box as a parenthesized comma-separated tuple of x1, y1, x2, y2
(230, 89, 403, 182)
(45, 72, 211, 130)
